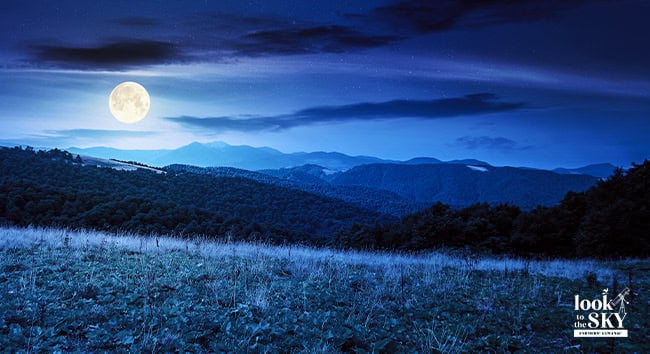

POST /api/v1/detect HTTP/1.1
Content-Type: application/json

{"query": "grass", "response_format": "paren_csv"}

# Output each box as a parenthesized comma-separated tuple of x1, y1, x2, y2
(1, 226, 648, 353)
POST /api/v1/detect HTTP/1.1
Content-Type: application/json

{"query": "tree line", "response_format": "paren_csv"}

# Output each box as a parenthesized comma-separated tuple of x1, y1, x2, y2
(336, 161, 649, 258)
(0, 147, 389, 245)
(1, 146, 648, 258)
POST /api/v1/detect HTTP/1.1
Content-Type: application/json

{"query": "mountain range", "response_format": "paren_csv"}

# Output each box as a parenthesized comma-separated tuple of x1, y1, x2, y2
(61, 141, 614, 212)
(2, 143, 647, 259)
(325, 163, 598, 210)
(67, 141, 616, 177)
(68, 142, 384, 171)
(165, 161, 599, 213)
(0, 147, 391, 244)
(552, 163, 620, 179)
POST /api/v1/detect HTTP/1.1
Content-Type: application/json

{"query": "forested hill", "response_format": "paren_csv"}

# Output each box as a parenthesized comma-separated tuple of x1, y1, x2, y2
(2, 146, 647, 258)
(336, 161, 650, 258)
(328, 163, 599, 209)
(0, 147, 393, 244)
(256, 163, 601, 210)
(167, 164, 421, 216)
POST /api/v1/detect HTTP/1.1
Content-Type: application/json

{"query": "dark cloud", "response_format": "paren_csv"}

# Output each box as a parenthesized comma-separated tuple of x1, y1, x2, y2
(221, 1, 584, 58)
(26, 17, 397, 67)
(166, 93, 525, 132)
(455, 136, 533, 151)
(230, 25, 400, 56)
(368, 1, 466, 33)
(369, 0, 586, 34)
(21, 1, 589, 69)
(296, 93, 524, 120)
(31, 40, 181, 69)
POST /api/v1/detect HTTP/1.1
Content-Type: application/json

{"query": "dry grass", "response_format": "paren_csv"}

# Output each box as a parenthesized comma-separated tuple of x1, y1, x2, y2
(2, 226, 644, 353)
(0, 226, 615, 281)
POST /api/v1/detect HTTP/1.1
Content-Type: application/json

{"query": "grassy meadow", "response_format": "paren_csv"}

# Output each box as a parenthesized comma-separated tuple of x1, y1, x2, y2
(1, 227, 648, 352)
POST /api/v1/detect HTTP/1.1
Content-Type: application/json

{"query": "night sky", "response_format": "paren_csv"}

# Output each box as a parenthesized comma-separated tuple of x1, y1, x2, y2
(1, 0, 649, 169)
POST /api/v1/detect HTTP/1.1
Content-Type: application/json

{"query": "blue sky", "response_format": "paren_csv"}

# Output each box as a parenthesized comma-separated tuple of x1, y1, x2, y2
(1, 0, 649, 169)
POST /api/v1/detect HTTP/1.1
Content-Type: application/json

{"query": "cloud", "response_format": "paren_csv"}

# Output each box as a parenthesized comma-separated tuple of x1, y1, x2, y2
(295, 93, 523, 119)
(229, 25, 400, 56)
(189, 1, 584, 59)
(26, 18, 397, 68)
(19, 1, 589, 69)
(47, 129, 157, 139)
(454, 136, 533, 151)
(368, 0, 586, 34)
(165, 93, 525, 132)
(3, 130, 158, 148)
(31, 41, 182, 69)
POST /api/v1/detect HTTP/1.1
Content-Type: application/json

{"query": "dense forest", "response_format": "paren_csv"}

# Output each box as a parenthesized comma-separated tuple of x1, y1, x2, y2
(168, 164, 422, 216)
(1, 146, 648, 258)
(336, 161, 649, 258)
(0, 147, 391, 245)
(327, 163, 599, 209)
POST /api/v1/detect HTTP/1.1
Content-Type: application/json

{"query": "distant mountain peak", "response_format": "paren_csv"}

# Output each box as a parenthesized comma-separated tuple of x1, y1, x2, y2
(203, 141, 229, 148)
(329, 163, 598, 209)
(445, 158, 491, 166)
(403, 157, 442, 164)
(66, 141, 614, 180)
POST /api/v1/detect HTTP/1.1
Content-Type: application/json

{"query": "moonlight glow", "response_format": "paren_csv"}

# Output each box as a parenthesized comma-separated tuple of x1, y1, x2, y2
(109, 82, 150, 124)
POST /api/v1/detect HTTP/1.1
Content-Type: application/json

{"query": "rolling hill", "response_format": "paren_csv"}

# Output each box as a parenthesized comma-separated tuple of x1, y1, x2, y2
(65, 141, 615, 180)
(553, 163, 618, 179)
(55, 142, 611, 211)
(68, 142, 387, 171)
(257, 163, 600, 210)
(0, 147, 393, 244)
(328, 163, 599, 209)
(167, 164, 421, 216)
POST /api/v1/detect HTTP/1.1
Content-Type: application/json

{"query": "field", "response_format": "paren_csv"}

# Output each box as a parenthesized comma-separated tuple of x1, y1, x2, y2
(1, 227, 648, 352)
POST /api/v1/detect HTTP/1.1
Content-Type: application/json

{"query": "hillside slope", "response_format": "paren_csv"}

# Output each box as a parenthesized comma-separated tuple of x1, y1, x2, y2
(171, 164, 421, 216)
(330, 163, 598, 209)
(4, 227, 645, 353)
(0, 147, 392, 244)
(68, 142, 387, 171)
(336, 161, 649, 258)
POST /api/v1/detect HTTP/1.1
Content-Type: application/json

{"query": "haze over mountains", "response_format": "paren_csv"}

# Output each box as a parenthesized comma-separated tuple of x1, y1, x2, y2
(0, 147, 390, 244)
(2, 145, 647, 258)
(67, 141, 617, 177)
(68, 142, 384, 171)
(552, 163, 620, 179)
(168, 162, 598, 213)
(62, 141, 614, 211)
(60, 141, 614, 211)
(327, 164, 598, 210)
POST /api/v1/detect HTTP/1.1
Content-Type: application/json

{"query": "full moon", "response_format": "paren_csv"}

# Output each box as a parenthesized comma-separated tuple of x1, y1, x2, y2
(109, 81, 150, 123)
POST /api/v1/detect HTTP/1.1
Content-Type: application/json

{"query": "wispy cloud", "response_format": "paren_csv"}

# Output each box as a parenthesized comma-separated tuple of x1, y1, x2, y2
(454, 136, 533, 151)
(0, 130, 158, 149)
(17, 1, 589, 69)
(165, 93, 526, 132)
(47, 129, 157, 139)
(228, 25, 399, 57)
(367, 0, 585, 34)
